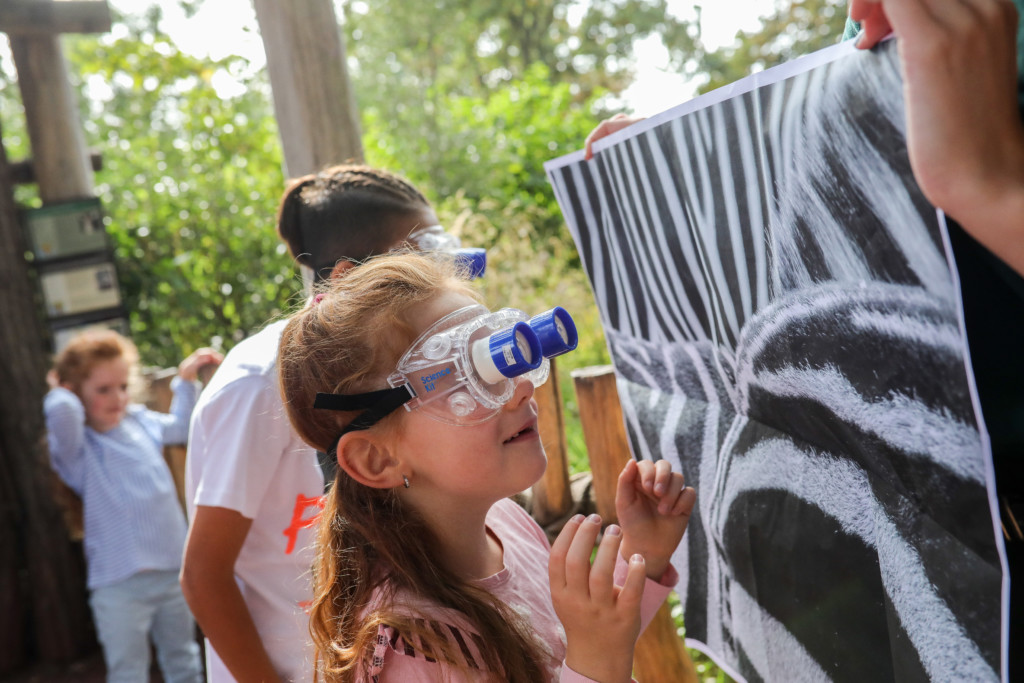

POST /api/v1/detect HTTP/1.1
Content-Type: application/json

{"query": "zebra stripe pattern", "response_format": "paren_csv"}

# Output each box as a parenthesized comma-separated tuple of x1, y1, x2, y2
(546, 40, 1004, 683)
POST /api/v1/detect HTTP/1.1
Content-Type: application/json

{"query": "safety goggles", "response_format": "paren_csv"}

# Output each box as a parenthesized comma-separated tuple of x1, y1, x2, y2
(313, 304, 577, 446)
(406, 225, 487, 279)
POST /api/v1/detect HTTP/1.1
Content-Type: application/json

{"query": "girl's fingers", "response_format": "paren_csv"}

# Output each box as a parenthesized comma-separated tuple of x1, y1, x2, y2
(549, 514, 584, 590)
(618, 553, 647, 612)
(672, 486, 698, 518)
(652, 459, 672, 497)
(635, 458, 656, 494)
(658, 473, 686, 515)
(616, 459, 640, 508)
(564, 514, 602, 593)
(589, 524, 622, 603)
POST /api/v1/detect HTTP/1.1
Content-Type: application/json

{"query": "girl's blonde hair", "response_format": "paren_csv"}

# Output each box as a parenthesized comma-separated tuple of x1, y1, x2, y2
(278, 252, 547, 682)
(53, 329, 139, 395)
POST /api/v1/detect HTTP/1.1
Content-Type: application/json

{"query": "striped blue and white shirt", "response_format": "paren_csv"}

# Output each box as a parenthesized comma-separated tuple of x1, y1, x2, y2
(44, 378, 198, 590)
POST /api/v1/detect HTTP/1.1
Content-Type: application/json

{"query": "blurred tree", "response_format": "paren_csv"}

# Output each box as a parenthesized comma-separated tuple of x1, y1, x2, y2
(341, 0, 700, 205)
(54, 7, 298, 368)
(696, 0, 849, 94)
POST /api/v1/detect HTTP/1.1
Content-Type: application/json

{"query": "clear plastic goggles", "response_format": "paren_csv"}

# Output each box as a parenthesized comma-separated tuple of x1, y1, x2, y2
(407, 225, 487, 279)
(388, 304, 578, 425)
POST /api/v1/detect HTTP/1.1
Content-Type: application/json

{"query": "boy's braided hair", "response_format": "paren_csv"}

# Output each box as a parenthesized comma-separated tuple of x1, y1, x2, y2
(276, 164, 433, 282)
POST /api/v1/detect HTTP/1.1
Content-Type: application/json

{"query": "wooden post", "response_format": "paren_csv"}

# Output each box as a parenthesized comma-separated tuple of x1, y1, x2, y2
(8, 0, 95, 201)
(531, 357, 573, 525)
(252, 0, 363, 178)
(572, 365, 698, 683)
(571, 365, 629, 520)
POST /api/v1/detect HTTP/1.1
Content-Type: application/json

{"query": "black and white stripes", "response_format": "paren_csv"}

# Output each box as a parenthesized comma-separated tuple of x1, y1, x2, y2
(546, 39, 1004, 683)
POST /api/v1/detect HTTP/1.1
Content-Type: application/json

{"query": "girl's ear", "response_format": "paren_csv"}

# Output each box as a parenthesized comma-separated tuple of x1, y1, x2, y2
(336, 432, 404, 489)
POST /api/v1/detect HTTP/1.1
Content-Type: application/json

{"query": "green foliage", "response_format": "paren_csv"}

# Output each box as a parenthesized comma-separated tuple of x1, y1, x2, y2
(363, 62, 602, 236)
(696, 0, 849, 94)
(345, 0, 699, 236)
(57, 9, 296, 367)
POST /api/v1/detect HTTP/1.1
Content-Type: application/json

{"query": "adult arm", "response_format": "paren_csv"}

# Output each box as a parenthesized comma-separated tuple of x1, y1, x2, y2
(180, 505, 282, 683)
(851, 0, 1024, 277)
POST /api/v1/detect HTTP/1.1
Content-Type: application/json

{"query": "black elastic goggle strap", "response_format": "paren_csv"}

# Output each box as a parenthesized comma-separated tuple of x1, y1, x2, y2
(313, 385, 415, 452)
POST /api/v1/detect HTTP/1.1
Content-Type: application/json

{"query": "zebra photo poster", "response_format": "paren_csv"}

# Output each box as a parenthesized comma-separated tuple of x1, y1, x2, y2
(545, 39, 1007, 682)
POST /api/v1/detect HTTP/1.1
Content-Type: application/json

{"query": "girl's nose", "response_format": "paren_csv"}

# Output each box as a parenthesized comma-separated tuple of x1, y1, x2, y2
(504, 375, 535, 411)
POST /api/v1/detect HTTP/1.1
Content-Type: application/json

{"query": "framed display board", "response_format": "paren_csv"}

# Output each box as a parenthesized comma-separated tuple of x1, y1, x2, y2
(38, 257, 122, 317)
(21, 198, 107, 262)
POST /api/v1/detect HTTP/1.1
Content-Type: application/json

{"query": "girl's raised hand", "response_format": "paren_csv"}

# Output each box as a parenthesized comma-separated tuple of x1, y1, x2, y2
(549, 514, 647, 683)
(178, 348, 224, 383)
(617, 459, 696, 581)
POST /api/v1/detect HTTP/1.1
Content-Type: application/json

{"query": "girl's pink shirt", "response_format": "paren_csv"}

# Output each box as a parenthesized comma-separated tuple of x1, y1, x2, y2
(361, 498, 678, 682)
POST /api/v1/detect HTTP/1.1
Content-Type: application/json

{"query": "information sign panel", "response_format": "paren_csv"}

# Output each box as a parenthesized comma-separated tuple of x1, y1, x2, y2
(22, 198, 106, 261)
(40, 260, 121, 317)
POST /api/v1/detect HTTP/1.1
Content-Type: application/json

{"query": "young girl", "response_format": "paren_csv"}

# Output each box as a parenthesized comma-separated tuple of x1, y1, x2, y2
(45, 330, 220, 683)
(277, 252, 696, 682)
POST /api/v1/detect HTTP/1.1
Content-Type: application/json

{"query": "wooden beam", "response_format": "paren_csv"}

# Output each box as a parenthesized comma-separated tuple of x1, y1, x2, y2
(0, 1, 112, 36)
(9, 151, 102, 185)
(9, 24, 95, 201)
(252, 0, 363, 178)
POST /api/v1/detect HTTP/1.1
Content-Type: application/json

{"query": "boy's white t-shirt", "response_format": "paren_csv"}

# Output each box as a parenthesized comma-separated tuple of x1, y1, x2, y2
(186, 319, 325, 683)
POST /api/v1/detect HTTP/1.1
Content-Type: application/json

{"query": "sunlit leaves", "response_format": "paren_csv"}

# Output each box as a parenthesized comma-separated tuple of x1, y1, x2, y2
(696, 0, 849, 94)
(56, 9, 296, 367)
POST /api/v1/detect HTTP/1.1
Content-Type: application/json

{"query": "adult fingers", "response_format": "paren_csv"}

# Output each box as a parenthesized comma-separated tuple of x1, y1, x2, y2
(879, 0, 967, 45)
(584, 114, 643, 160)
(850, 0, 891, 49)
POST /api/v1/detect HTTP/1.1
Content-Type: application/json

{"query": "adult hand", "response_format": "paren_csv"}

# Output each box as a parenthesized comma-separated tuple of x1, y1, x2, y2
(584, 114, 647, 160)
(549, 513, 647, 683)
(617, 459, 696, 581)
(851, 0, 1024, 276)
(178, 347, 223, 383)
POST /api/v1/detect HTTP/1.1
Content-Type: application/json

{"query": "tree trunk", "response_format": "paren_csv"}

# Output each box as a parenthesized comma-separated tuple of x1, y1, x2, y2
(0, 121, 96, 676)
(252, 0, 364, 178)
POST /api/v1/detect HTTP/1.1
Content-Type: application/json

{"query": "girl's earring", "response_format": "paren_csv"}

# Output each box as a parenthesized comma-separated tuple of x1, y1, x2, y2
(402, 475, 410, 489)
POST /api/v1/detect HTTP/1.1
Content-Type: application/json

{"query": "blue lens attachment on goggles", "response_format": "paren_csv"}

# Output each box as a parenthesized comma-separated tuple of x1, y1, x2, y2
(407, 225, 487, 279)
